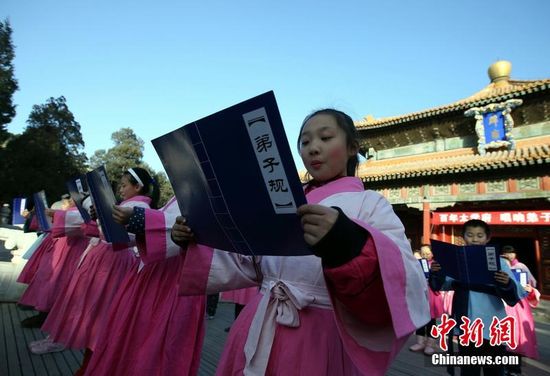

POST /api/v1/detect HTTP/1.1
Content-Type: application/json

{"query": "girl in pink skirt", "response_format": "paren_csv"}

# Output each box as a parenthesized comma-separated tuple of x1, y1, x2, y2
(172, 109, 430, 375)
(84, 196, 206, 376)
(39, 167, 157, 371)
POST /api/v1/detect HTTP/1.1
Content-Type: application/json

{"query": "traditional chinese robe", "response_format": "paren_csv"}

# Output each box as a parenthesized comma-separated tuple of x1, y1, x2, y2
(179, 177, 430, 375)
(84, 197, 206, 376)
(42, 196, 150, 350)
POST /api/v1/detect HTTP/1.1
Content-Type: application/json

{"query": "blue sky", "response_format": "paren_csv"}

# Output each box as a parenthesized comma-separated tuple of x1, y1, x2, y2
(2, 0, 549, 173)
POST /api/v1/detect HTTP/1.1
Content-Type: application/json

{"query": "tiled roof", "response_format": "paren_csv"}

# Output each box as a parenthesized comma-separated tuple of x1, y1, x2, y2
(356, 79, 550, 129)
(358, 137, 550, 182)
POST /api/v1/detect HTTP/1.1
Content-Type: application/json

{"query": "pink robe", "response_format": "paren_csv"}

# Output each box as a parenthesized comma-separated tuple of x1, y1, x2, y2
(505, 263, 540, 359)
(42, 196, 150, 350)
(84, 197, 206, 376)
(221, 287, 259, 306)
(18, 208, 88, 311)
(179, 177, 430, 375)
(427, 260, 444, 319)
(17, 232, 55, 285)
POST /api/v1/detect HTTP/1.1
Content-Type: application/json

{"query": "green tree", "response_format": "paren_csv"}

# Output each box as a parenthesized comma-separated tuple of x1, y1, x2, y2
(0, 96, 87, 203)
(0, 19, 19, 142)
(90, 127, 144, 178)
(89, 127, 174, 206)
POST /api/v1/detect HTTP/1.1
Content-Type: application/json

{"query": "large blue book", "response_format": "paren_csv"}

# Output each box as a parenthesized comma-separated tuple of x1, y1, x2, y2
(419, 258, 430, 278)
(12, 197, 27, 225)
(431, 239, 501, 286)
(511, 269, 528, 287)
(66, 175, 92, 223)
(152, 91, 310, 256)
(32, 191, 51, 231)
(86, 166, 130, 245)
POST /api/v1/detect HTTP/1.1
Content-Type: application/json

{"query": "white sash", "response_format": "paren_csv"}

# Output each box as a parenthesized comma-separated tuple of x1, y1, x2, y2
(243, 278, 331, 375)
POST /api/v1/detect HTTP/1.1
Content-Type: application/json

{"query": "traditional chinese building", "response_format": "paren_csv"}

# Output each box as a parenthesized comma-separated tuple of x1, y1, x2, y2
(355, 61, 550, 298)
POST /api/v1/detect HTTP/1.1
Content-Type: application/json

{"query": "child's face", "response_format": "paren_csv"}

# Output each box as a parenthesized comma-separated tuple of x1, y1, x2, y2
(463, 226, 489, 245)
(118, 175, 141, 201)
(299, 114, 355, 182)
(420, 247, 433, 260)
(502, 252, 516, 262)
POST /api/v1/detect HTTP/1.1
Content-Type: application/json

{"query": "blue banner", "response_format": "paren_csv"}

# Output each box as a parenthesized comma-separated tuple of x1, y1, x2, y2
(483, 111, 505, 143)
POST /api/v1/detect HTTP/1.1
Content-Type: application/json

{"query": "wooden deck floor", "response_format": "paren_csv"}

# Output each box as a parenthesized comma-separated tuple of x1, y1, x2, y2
(2, 300, 550, 375)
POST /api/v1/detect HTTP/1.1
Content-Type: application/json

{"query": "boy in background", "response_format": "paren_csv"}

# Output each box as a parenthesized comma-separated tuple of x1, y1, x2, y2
(430, 219, 525, 376)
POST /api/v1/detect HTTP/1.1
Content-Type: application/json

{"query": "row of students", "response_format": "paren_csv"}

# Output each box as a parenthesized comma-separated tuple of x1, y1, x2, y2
(18, 108, 430, 375)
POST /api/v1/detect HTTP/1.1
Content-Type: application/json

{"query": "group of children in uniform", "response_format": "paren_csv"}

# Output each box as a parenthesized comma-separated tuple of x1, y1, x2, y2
(14, 106, 540, 376)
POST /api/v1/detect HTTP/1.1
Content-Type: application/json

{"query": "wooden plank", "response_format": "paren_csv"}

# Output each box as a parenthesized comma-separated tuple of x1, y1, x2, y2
(8, 304, 35, 376)
(12, 304, 83, 376)
(2, 303, 21, 376)
(16, 308, 50, 376)
(50, 350, 74, 375)
(0, 300, 9, 374)
(60, 347, 83, 373)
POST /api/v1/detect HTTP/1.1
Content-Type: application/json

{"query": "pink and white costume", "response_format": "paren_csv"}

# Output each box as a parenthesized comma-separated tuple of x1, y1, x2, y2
(426, 260, 444, 319)
(505, 260, 540, 359)
(17, 233, 55, 285)
(179, 177, 430, 375)
(18, 208, 88, 312)
(84, 197, 206, 376)
(221, 287, 259, 306)
(41, 196, 150, 350)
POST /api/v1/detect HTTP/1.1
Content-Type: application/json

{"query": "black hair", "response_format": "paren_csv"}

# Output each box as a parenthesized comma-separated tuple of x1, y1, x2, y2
(462, 219, 491, 237)
(297, 108, 360, 177)
(502, 245, 515, 253)
(123, 167, 160, 209)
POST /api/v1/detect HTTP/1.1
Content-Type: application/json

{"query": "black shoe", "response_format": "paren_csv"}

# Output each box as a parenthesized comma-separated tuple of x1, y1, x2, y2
(17, 303, 34, 311)
(21, 312, 48, 328)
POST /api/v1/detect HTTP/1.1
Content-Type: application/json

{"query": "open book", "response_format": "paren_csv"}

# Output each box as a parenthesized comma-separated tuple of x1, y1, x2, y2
(511, 269, 528, 287)
(152, 91, 309, 256)
(32, 191, 51, 231)
(12, 197, 27, 225)
(66, 175, 92, 223)
(431, 239, 501, 286)
(86, 166, 130, 245)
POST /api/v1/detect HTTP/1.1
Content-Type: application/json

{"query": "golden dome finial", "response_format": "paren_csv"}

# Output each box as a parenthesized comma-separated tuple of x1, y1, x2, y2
(488, 60, 512, 86)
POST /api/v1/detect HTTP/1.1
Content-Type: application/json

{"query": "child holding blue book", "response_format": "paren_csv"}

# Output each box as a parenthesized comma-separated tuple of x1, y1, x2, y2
(430, 219, 525, 376)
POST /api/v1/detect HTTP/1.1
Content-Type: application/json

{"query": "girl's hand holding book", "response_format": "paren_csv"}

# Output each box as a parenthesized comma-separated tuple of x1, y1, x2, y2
(89, 205, 97, 221)
(494, 270, 510, 286)
(171, 216, 195, 249)
(430, 261, 441, 273)
(112, 205, 133, 225)
(297, 204, 339, 246)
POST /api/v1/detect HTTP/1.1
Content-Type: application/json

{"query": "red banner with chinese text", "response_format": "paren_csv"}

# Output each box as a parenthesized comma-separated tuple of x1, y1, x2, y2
(432, 211, 550, 226)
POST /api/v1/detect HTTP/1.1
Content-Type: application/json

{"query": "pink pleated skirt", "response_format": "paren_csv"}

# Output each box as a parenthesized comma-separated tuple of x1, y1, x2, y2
(17, 233, 55, 285)
(505, 299, 539, 359)
(42, 240, 138, 350)
(428, 288, 444, 319)
(220, 286, 259, 306)
(217, 294, 367, 376)
(19, 235, 86, 311)
(85, 254, 206, 376)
